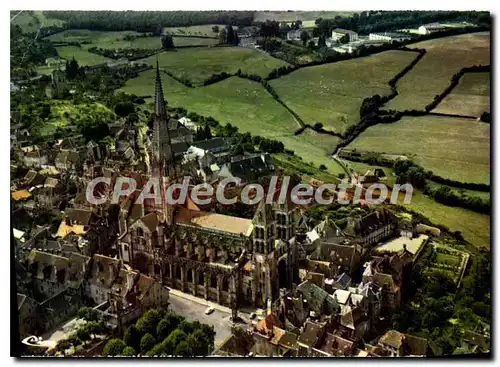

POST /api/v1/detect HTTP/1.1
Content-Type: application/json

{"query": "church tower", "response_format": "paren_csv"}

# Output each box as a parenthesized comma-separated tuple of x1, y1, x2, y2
(152, 60, 173, 177)
(151, 61, 175, 225)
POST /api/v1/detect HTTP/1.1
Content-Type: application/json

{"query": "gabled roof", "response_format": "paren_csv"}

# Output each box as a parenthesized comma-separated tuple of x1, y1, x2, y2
(255, 313, 283, 336)
(192, 138, 230, 152)
(175, 207, 253, 236)
(298, 321, 323, 347)
(379, 329, 405, 349)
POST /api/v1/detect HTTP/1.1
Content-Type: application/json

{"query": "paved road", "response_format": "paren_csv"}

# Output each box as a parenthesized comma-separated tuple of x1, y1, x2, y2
(167, 293, 233, 348)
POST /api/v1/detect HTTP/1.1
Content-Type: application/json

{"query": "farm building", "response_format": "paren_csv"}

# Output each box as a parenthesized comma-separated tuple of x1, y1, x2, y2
(331, 28, 358, 42)
(368, 32, 412, 43)
(418, 23, 446, 35)
(287, 29, 301, 41)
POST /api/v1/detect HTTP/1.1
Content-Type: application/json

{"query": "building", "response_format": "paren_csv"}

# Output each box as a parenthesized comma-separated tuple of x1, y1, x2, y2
(368, 32, 412, 43)
(286, 29, 301, 41)
(331, 28, 358, 43)
(418, 24, 446, 35)
(115, 64, 302, 314)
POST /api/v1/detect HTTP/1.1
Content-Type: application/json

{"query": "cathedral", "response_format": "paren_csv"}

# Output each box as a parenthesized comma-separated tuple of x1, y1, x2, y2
(116, 63, 302, 313)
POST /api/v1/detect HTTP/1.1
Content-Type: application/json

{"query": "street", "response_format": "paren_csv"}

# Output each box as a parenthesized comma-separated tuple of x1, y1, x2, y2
(167, 292, 233, 348)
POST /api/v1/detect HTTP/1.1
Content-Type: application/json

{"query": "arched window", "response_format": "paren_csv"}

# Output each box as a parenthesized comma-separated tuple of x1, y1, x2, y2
(137, 227, 144, 237)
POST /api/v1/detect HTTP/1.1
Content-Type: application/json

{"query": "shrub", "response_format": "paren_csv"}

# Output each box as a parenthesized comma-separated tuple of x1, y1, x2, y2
(103, 338, 126, 356)
(121, 346, 137, 356)
(140, 333, 156, 353)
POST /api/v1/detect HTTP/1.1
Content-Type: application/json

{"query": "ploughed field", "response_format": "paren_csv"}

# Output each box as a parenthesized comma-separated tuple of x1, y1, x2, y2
(385, 32, 491, 111)
(346, 115, 490, 185)
(433, 72, 490, 116)
(269, 50, 417, 134)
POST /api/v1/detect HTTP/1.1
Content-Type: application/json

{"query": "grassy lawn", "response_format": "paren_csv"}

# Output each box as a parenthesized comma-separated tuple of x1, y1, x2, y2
(433, 72, 490, 117)
(385, 32, 491, 111)
(347, 115, 490, 185)
(163, 24, 222, 37)
(270, 50, 417, 133)
(172, 37, 219, 47)
(401, 190, 490, 249)
(56, 46, 112, 66)
(272, 153, 342, 184)
(254, 11, 354, 22)
(34, 11, 66, 27)
(141, 47, 289, 84)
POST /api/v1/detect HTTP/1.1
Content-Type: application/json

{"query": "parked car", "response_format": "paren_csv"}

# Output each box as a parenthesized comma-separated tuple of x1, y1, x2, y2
(249, 312, 256, 319)
(205, 307, 215, 315)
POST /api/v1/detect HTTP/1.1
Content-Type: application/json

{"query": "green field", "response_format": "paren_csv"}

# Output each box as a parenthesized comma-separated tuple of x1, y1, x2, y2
(172, 37, 219, 47)
(142, 47, 288, 84)
(120, 71, 298, 137)
(56, 46, 112, 66)
(386, 32, 491, 111)
(32, 100, 115, 136)
(11, 11, 40, 33)
(254, 11, 354, 22)
(119, 70, 346, 174)
(347, 115, 490, 185)
(280, 131, 344, 176)
(425, 181, 490, 201)
(47, 29, 162, 50)
(434, 72, 490, 116)
(270, 50, 417, 133)
(402, 190, 490, 249)
(435, 252, 462, 267)
(163, 24, 222, 37)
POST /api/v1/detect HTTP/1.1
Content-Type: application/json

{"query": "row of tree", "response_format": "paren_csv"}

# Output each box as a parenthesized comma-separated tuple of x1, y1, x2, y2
(103, 309, 215, 357)
(43, 11, 255, 32)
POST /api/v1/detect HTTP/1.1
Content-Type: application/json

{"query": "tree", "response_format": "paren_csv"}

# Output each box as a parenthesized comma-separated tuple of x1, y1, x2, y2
(300, 30, 310, 46)
(174, 341, 192, 357)
(136, 309, 163, 336)
(76, 327, 91, 345)
(163, 329, 187, 355)
(161, 34, 174, 49)
(103, 338, 126, 356)
(218, 28, 227, 44)
(339, 34, 350, 44)
(212, 25, 220, 33)
(121, 346, 137, 356)
(67, 333, 82, 348)
(319, 164, 327, 171)
(65, 57, 80, 80)
(140, 333, 156, 353)
(114, 101, 135, 117)
(154, 24, 163, 36)
(156, 319, 172, 341)
(186, 328, 211, 356)
(56, 339, 72, 355)
(124, 325, 141, 351)
(225, 25, 235, 45)
(318, 36, 327, 48)
(85, 321, 105, 338)
(178, 320, 195, 335)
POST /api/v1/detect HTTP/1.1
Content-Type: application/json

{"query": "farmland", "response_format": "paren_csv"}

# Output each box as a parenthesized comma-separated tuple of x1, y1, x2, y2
(162, 24, 222, 37)
(270, 50, 417, 133)
(141, 47, 289, 84)
(433, 72, 490, 116)
(385, 32, 490, 111)
(347, 115, 490, 185)
(47, 29, 162, 50)
(172, 37, 219, 47)
(119, 70, 345, 174)
(120, 71, 298, 137)
(405, 190, 490, 249)
(55, 46, 112, 66)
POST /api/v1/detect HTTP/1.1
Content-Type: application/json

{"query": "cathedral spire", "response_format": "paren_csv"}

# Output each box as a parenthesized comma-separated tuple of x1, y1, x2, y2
(155, 60, 167, 118)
